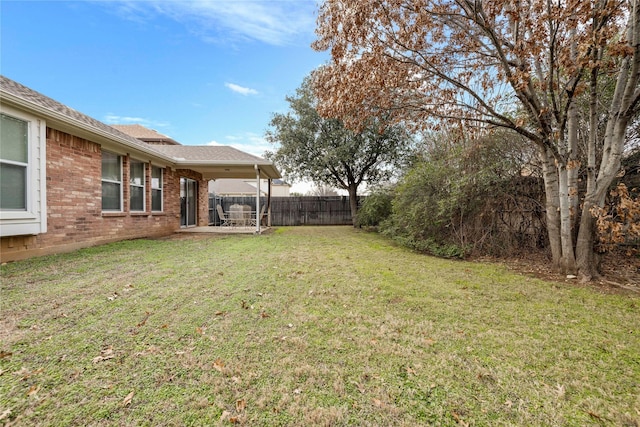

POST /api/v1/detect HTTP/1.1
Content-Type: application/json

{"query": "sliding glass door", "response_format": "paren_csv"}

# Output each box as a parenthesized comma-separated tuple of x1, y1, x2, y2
(180, 178, 197, 227)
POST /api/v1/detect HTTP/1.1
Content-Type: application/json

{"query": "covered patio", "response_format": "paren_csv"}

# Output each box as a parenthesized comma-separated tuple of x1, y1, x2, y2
(152, 145, 281, 234)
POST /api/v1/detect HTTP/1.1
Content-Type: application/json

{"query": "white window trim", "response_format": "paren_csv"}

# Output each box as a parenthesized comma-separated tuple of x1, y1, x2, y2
(101, 151, 123, 212)
(151, 166, 163, 212)
(0, 105, 47, 236)
(129, 159, 146, 212)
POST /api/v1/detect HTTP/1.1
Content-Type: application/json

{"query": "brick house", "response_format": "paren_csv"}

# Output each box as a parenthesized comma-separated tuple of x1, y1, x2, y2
(0, 76, 280, 262)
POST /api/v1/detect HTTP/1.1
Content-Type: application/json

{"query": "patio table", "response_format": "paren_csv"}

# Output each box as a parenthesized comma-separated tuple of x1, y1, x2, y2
(229, 204, 253, 226)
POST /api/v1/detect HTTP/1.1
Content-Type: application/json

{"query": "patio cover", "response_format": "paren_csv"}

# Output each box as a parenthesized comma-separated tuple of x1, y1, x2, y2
(152, 145, 280, 180)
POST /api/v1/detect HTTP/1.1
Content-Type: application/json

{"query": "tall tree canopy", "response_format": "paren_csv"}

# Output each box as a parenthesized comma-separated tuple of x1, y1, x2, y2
(313, 0, 640, 279)
(265, 74, 412, 225)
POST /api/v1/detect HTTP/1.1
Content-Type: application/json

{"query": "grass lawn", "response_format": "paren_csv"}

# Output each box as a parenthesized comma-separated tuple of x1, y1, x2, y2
(1, 226, 638, 426)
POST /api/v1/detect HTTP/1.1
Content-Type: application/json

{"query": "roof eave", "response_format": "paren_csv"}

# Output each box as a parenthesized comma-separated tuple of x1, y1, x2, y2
(2, 88, 282, 180)
(175, 160, 281, 180)
(1, 91, 176, 164)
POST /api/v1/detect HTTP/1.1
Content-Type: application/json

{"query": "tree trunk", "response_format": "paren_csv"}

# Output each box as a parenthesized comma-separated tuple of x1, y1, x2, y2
(575, 198, 600, 281)
(348, 184, 359, 227)
(558, 163, 577, 273)
(540, 147, 562, 268)
(576, 122, 628, 278)
(576, 66, 602, 281)
(567, 101, 580, 241)
(567, 24, 580, 243)
(575, 0, 639, 276)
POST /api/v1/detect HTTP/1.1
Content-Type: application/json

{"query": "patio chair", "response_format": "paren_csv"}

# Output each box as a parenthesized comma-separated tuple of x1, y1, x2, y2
(216, 204, 231, 226)
(251, 204, 267, 227)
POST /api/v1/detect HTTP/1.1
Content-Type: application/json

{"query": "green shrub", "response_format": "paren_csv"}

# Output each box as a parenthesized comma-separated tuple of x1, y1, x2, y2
(356, 190, 393, 228)
(379, 130, 544, 258)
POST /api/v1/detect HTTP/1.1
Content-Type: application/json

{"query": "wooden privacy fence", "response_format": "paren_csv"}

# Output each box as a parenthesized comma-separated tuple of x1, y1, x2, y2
(209, 196, 360, 226)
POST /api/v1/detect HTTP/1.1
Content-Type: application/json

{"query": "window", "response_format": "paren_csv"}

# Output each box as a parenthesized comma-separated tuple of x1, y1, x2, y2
(101, 151, 122, 211)
(0, 114, 28, 210)
(0, 106, 47, 236)
(151, 166, 163, 212)
(129, 160, 145, 212)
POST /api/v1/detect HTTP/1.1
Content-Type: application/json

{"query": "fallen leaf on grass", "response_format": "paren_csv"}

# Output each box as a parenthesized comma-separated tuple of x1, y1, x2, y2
(555, 383, 566, 399)
(451, 411, 469, 426)
(93, 348, 115, 363)
(351, 381, 366, 394)
(18, 368, 43, 380)
(26, 384, 40, 397)
(122, 391, 134, 406)
(586, 410, 605, 422)
(229, 417, 240, 424)
(213, 359, 225, 372)
(372, 398, 384, 407)
(133, 346, 161, 357)
(260, 311, 270, 318)
(136, 311, 151, 327)
(236, 399, 246, 412)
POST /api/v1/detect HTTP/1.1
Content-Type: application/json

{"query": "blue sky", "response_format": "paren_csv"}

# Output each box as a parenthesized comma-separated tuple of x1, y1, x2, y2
(1, 0, 328, 165)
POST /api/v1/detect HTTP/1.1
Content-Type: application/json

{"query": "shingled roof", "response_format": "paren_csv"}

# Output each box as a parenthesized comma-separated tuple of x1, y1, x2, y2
(111, 124, 181, 145)
(0, 75, 162, 159)
(1, 75, 280, 179)
(152, 145, 279, 179)
(153, 145, 265, 163)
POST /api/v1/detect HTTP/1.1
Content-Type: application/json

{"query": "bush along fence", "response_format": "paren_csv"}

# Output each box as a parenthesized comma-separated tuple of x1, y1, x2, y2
(209, 196, 362, 226)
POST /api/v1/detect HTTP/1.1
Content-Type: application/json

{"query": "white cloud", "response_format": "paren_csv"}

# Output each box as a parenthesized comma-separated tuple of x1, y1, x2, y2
(105, 0, 317, 46)
(225, 82, 258, 96)
(206, 132, 270, 157)
(103, 114, 170, 128)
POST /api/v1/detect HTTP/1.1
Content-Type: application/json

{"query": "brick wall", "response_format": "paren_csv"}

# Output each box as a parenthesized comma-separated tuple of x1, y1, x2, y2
(1, 128, 209, 262)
